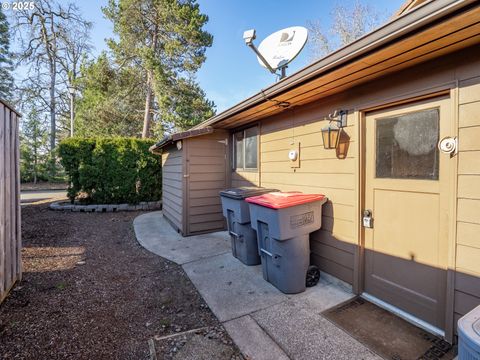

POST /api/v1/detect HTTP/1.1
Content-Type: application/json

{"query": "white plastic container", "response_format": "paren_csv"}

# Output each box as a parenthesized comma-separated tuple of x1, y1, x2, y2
(458, 305, 480, 360)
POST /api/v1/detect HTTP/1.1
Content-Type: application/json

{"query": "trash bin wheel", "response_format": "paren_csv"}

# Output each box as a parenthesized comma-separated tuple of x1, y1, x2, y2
(306, 265, 320, 287)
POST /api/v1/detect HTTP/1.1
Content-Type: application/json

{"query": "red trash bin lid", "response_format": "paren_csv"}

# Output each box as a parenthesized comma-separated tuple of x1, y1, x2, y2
(245, 192, 326, 209)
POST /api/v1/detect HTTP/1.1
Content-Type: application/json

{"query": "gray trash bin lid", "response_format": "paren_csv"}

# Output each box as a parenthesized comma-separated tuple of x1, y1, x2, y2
(219, 187, 278, 200)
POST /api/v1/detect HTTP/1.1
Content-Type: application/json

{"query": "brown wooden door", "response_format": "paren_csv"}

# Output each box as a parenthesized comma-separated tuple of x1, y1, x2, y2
(185, 133, 229, 235)
(364, 97, 453, 330)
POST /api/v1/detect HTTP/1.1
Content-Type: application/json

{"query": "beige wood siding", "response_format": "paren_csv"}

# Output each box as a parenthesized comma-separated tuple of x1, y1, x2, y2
(161, 145, 183, 232)
(454, 74, 480, 323)
(259, 105, 357, 284)
(186, 131, 228, 235)
(0, 102, 21, 303)
(231, 170, 259, 187)
(246, 46, 480, 291)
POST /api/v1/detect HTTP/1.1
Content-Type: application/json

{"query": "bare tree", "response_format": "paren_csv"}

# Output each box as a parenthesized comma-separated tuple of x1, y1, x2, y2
(12, 0, 91, 154)
(57, 22, 91, 87)
(308, 1, 386, 60)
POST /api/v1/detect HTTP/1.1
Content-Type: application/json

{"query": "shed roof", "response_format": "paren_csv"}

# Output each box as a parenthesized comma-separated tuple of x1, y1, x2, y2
(149, 126, 214, 153)
(151, 0, 480, 152)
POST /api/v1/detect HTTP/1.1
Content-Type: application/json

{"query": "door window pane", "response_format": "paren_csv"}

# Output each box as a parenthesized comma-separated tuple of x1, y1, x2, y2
(234, 131, 244, 169)
(244, 127, 258, 169)
(376, 108, 439, 180)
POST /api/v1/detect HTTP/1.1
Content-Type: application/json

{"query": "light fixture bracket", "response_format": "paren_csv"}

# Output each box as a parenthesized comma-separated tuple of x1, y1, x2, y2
(328, 109, 348, 128)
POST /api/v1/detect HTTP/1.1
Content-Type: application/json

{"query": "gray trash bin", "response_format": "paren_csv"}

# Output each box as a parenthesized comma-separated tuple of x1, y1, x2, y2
(246, 192, 327, 294)
(458, 305, 480, 360)
(220, 187, 278, 265)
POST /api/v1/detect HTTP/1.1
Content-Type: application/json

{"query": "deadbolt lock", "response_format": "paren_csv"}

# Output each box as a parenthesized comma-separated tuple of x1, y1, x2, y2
(363, 210, 373, 228)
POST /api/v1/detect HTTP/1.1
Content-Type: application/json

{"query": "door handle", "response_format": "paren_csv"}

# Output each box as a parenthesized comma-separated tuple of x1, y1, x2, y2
(260, 248, 273, 257)
(229, 231, 244, 242)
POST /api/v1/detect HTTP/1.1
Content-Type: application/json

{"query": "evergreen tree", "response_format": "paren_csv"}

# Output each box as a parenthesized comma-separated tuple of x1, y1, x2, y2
(20, 108, 49, 183)
(156, 77, 215, 134)
(103, 0, 215, 137)
(0, 7, 13, 101)
(75, 53, 146, 137)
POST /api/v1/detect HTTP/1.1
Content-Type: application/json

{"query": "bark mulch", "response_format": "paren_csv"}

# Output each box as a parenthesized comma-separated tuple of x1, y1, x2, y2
(0, 202, 243, 360)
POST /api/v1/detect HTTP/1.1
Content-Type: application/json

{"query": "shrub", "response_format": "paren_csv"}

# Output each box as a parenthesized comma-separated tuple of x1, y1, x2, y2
(58, 137, 161, 204)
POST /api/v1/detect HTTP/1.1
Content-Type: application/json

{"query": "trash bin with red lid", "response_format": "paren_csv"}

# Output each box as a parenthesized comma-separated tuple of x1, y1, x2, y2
(220, 187, 278, 265)
(246, 192, 327, 294)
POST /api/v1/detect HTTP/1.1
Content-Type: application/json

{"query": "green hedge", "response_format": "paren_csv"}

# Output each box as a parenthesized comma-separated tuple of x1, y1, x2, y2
(58, 137, 162, 204)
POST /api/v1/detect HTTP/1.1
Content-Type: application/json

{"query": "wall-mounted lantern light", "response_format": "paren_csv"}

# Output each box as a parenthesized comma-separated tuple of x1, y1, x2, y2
(321, 110, 348, 149)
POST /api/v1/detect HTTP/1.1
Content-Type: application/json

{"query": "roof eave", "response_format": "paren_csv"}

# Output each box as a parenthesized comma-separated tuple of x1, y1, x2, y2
(191, 0, 475, 130)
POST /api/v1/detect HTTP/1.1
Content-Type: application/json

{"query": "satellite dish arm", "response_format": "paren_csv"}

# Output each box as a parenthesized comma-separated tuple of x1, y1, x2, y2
(247, 43, 276, 74)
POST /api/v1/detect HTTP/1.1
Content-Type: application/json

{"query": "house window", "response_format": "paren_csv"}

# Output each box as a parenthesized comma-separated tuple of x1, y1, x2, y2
(233, 126, 258, 170)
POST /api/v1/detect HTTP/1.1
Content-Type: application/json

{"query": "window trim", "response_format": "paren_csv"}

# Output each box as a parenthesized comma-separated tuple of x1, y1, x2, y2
(232, 125, 259, 171)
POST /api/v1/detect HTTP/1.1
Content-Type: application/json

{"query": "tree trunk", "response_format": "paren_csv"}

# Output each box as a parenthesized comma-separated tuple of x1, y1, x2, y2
(33, 151, 37, 184)
(33, 121, 38, 184)
(141, 27, 158, 139)
(49, 67, 56, 151)
(142, 69, 153, 138)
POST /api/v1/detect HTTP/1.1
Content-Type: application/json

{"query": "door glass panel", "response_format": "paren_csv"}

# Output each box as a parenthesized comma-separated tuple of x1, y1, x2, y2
(376, 108, 439, 180)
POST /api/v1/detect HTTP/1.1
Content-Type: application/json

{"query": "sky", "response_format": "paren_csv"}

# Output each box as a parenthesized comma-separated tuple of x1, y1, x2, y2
(70, 0, 403, 112)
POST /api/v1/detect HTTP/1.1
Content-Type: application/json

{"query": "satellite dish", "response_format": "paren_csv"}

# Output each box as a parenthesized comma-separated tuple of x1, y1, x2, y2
(257, 26, 308, 71)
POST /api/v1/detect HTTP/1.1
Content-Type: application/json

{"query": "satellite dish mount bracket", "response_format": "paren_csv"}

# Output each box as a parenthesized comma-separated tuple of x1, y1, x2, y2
(246, 42, 284, 78)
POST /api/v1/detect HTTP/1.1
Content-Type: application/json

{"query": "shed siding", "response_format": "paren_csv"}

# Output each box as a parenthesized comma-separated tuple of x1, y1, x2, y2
(186, 132, 228, 235)
(454, 73, 480, 323)
(161, 145, 183, 232)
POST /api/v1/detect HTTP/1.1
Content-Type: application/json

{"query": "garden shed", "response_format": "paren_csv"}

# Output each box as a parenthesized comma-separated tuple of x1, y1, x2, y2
(151, 0, 480, 343)
(151, 127, 229, 236)
(0, 100, 21, 303)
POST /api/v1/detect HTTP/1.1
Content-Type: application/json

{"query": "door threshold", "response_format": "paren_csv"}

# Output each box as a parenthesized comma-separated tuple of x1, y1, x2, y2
(361, 293, 445, 338)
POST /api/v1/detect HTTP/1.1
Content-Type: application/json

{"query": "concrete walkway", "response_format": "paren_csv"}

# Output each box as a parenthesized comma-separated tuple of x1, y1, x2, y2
(134, 212, 381, 360)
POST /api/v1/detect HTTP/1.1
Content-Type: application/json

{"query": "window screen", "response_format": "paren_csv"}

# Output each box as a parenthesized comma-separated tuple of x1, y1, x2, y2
(376, 108, 439, 180)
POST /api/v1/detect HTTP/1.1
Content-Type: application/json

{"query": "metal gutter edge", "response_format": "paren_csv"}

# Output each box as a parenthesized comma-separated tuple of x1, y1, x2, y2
(149, 126, 214, 153)
(191, 0, 475, 130)
(149, 136, 171, 154)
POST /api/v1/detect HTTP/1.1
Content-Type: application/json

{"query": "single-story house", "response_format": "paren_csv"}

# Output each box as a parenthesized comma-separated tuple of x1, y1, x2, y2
(151, 0, 480, 343)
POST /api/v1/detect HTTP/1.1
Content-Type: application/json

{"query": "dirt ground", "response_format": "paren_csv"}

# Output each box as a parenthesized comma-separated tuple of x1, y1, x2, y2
(0, 202, 242, 359)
